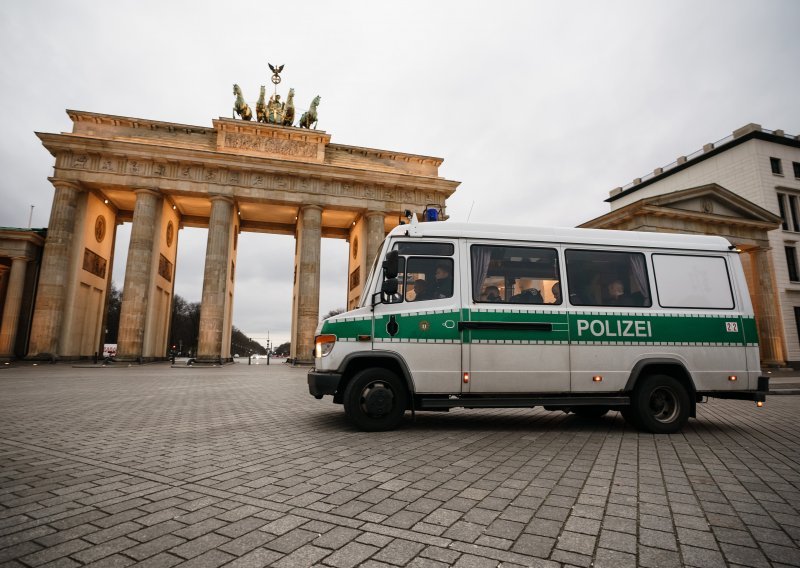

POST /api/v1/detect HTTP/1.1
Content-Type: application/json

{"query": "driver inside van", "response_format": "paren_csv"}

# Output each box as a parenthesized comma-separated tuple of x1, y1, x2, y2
(411, 278, 432, 301)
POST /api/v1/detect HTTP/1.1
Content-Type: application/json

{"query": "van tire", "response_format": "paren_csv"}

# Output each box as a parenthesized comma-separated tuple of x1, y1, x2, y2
(631, 374, 690, 434)
(343, 368, 408, 431)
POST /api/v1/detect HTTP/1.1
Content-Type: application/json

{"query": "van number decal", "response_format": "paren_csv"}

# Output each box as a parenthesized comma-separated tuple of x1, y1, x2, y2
(576, 319, 652, 338)
(726, 321, 739, 333)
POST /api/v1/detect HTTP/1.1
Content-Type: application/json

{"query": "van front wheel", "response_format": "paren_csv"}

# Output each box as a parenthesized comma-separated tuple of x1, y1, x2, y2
(343, 368, 408, 431)
(631, 374, 690, 434)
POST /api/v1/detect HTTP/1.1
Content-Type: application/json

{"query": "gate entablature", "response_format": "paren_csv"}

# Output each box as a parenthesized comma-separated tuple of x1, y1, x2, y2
(30, 109, 459, 362)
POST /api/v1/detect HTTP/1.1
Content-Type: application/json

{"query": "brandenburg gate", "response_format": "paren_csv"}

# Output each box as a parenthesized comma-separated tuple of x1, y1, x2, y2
(28, 107, 459, 363)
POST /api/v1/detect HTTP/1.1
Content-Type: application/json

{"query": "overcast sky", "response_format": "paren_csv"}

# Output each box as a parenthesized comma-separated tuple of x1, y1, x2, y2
(1, 0, 799, 348)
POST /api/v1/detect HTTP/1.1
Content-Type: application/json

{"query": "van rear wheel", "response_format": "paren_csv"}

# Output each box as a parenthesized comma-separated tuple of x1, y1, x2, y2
(343, 368, 408, 432)
(631, 374, 690, 434)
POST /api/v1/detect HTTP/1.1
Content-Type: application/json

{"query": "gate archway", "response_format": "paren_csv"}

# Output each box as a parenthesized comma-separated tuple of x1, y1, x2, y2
(29, 110, 459, 363)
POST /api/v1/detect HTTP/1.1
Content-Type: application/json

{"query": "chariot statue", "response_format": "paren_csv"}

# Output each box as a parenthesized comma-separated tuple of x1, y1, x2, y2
(267, 93, 284, 124)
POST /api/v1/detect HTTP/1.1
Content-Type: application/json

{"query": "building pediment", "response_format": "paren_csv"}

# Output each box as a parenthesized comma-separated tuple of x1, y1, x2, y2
(644, 184, 781, 224)
(582, 183, 781, 232)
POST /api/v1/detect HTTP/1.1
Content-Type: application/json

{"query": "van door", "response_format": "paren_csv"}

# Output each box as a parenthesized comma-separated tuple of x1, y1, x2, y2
(463, 242, 570, 393)
(565, 248, 656, 392)
(372, 239, 462, 394)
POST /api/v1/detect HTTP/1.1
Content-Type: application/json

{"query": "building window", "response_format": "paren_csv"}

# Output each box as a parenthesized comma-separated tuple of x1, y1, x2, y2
(786, 246, 799, 282)
(795, 308, 800, 347)
(770, 157, 783, 175)
(794, 161, 800, 179)
(778, 194, 789, 230)
(790, 196, 800, 232)
(777, 193, 800, 231)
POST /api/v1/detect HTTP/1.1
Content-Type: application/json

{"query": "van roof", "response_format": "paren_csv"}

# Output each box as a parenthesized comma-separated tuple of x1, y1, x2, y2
(388, 221, 733, 251)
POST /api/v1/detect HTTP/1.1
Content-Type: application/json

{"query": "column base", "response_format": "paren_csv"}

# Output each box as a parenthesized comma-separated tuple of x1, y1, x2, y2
(25, 353, 60, 363)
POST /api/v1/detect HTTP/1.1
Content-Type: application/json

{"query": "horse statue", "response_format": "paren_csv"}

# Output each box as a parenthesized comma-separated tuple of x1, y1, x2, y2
(256, 86, 267, 123)
(299, 95, 321, 129)
(282, 88, 295, 127)
(232, 84, 253, 121)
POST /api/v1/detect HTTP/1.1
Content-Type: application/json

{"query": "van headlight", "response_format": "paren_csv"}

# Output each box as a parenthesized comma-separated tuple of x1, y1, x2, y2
(314, 334, 336, 358)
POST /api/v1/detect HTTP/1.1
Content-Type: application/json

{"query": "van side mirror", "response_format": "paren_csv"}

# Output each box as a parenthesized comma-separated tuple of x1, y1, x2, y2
(383, 250, 399, 279)
(381, 278, 398, 295)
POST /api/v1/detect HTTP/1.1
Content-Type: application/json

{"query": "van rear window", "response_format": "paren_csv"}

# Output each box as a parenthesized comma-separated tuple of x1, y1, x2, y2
(652, 254, 734, 309)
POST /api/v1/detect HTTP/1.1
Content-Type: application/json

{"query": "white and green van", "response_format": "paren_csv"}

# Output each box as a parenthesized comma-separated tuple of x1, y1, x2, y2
(308, 220, 769, 433)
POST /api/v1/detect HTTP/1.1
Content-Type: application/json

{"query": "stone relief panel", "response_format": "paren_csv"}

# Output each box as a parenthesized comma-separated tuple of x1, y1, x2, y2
(82, 248, 107, 279)
(223, 133, 318, 159)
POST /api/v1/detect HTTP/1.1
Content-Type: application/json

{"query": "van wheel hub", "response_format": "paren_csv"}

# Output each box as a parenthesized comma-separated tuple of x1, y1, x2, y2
(362, 382, 394, 417)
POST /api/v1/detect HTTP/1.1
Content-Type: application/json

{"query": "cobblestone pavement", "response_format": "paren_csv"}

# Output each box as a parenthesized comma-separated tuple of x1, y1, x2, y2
(1, 363, 799, 568)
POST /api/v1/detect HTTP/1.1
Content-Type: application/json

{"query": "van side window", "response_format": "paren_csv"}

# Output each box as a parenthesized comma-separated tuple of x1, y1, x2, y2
(652, 254, 734, 309)
(404, 257, 453, 302)
(565, 250, 651, 307)
(471, 245, 561, 304)
(388, 241, 455, 303)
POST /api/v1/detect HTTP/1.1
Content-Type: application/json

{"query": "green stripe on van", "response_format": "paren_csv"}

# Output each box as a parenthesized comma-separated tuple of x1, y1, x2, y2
(320, 311, 757, 346)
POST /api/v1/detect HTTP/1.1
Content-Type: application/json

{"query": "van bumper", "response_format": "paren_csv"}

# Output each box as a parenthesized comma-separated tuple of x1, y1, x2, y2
(698, 376, 769, 402)
(308, 371, 342, 397)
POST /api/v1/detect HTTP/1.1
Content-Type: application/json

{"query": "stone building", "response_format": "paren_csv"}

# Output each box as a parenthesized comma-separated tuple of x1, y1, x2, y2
(583, 123, 800, 366)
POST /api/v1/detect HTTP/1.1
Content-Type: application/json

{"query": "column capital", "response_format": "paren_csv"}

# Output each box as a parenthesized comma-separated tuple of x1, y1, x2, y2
(300, 204, 323, 214)
(48, 178, 84, 192)
(364, 211, 385, 220)
(133, 188, 161, 199)
(209, 194, 235, 205)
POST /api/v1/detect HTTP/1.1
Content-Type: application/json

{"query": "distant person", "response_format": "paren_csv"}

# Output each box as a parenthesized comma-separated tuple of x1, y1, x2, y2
(485, 285, 502, 302)
(433, 262, 453, 298)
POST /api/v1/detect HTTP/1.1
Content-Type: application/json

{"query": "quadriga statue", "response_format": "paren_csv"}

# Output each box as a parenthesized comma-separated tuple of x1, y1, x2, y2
(299, 95, 321, 129)
(256, 86, 268, 123)
(282, 88, 296, 127)
(232, 84, 253, 121)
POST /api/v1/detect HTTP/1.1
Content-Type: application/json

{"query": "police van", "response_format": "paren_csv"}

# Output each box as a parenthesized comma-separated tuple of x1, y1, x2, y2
(308, 220, 769, 433)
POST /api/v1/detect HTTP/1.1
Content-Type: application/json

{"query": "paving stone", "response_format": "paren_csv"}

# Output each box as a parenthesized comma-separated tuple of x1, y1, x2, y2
(680, 544, 727, 568)
(323, 541, 379, 567)
(511, 534, 555, 557)
(593, 547, 637, 568)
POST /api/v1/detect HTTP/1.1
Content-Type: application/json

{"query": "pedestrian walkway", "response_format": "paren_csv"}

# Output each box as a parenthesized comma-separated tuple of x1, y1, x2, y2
(1, 363, 798, 567)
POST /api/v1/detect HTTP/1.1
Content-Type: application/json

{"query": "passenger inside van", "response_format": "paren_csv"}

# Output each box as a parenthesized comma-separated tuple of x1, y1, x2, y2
(551, 282, 562, 304)
(484, 285, 503, 302)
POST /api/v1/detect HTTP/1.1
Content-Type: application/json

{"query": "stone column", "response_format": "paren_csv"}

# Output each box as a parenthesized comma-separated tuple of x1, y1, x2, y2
(28, 180, 83, 357)
(291, 205, 322, 363)
(197, 196, 234, 362)
(117, 189, 161, 360)
(365, 212, 386, 269)
(751, 247, 786, 366)
(0, 258, 29, 358)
